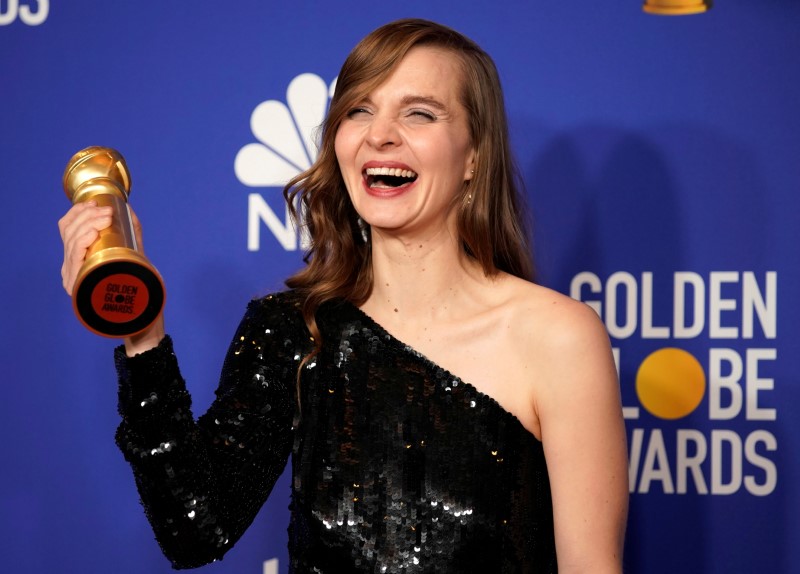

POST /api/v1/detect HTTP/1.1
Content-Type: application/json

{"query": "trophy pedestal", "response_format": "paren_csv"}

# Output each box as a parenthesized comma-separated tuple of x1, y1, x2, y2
(73, 247, 165, 338)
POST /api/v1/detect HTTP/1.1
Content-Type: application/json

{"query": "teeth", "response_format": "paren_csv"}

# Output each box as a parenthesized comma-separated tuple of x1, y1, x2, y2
(365, 167, 417, 179)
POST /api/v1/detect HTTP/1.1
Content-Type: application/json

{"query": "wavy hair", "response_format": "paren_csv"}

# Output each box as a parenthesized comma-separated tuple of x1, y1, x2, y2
(284, 18, 534, 365)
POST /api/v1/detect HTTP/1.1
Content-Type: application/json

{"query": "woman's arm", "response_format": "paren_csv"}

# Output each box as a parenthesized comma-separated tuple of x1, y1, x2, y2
(115, 295, 306, 568)
(535, 300, 629, 573)
(59, 204, 305, 567)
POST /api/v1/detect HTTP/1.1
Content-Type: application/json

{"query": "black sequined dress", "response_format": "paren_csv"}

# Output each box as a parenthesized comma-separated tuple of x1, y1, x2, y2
(115, 291, 556, 572)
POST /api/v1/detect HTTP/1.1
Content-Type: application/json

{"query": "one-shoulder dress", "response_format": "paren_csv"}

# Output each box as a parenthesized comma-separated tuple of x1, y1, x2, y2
(115, 291, 557, 572)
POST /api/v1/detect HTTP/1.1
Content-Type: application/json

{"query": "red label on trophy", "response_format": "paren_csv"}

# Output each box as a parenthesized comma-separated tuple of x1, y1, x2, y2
(90, 273, 151, 323)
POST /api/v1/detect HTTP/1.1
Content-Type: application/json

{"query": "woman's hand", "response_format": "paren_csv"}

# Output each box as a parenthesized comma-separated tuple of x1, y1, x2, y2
(58, 201, 165, 355)
(58, 200, 115, 296)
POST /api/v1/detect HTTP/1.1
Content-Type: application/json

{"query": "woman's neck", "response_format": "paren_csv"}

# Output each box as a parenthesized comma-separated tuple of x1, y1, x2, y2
(363, 225, 488, 325)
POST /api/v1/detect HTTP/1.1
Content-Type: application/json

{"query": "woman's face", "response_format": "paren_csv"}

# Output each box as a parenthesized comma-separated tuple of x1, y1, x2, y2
(334, 46, 475, 239)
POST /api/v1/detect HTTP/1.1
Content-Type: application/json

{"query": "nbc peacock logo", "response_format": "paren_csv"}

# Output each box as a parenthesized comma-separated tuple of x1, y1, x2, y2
(236, 73, 337, 251)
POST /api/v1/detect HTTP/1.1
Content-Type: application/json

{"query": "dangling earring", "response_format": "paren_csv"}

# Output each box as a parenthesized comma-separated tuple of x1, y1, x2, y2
(357, 217, 370, 243)
(465, 193, 473, 205)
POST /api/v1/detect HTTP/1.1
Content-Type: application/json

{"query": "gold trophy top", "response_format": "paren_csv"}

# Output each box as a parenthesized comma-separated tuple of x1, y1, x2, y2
(63, 146, 132, 204)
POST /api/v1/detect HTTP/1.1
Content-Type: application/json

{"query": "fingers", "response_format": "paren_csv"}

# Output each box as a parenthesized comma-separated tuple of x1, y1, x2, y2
(59, 201, 114, 296)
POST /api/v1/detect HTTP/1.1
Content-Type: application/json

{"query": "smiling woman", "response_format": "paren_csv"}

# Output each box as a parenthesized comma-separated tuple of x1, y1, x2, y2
(335, 46, 475, 235)
(58, 17, 628, 574)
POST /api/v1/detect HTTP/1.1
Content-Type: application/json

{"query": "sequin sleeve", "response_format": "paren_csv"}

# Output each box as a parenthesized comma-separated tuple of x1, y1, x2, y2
(114, 293, 308, 569)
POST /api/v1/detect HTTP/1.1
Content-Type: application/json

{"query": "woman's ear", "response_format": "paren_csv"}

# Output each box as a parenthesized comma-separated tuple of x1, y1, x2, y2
(464, 149, 476, 180)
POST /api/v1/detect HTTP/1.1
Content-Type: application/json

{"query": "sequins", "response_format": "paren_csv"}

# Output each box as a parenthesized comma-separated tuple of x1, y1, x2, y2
(115, 294, 300, 569)
(149, 441, 174, 455)
(290, 300, 556, 572)
(115, 292, 556, 572)
(139, 392, 158, 408)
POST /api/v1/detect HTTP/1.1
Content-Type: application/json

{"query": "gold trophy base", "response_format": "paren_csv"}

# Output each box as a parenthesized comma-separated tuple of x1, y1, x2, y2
(73, 247, 165, 338)
(643, 0, 711, 15)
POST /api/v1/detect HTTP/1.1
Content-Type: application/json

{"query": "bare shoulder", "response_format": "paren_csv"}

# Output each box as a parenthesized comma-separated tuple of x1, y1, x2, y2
(498, 275, 610, 356)
(491, 275, 618, 410)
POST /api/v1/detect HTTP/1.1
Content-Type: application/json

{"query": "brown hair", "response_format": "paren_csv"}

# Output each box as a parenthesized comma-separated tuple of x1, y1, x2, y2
(284, 18, 534, 362)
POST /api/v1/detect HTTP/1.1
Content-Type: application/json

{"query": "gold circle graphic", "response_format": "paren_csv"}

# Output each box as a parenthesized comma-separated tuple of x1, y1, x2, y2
(636, 348, 706, 419)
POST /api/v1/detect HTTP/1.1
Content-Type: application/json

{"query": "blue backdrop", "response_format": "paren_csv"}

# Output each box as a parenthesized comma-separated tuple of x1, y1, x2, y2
(1, 1, 798, 572)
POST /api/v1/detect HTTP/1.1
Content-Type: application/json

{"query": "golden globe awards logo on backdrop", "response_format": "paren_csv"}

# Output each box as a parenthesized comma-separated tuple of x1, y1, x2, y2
(572, 271, 779, 496)
(0, 0, 48, 25)
(236, 73, 337, 252)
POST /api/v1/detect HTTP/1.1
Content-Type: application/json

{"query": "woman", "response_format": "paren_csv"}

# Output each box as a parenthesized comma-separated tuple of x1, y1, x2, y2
(60, 19, 628, 573)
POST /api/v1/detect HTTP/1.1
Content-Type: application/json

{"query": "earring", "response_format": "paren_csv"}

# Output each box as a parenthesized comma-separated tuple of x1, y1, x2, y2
(465, 193, 473, 205)
(357, 217, 370, 243)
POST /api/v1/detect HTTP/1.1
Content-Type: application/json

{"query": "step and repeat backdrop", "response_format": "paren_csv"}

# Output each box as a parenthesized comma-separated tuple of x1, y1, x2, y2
(1, 1, 797, 573)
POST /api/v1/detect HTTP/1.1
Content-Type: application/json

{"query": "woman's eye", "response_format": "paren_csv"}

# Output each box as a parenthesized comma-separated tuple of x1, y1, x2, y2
(409, 110, 436, 121)
(346, 107, 370, 118)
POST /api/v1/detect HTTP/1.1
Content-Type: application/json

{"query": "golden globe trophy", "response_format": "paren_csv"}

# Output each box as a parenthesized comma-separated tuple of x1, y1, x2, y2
(63, 146, 165, 337)
(643, 0, 711, 15)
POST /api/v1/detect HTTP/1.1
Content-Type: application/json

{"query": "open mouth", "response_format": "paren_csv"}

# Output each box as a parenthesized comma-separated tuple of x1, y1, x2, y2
(364, 167, 418, 189)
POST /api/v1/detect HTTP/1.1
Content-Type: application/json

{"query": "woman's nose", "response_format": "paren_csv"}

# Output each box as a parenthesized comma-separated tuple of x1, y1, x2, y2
(366, 115, 400, 149)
